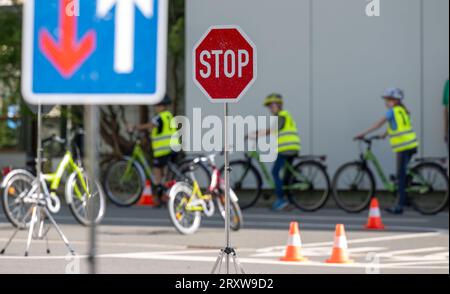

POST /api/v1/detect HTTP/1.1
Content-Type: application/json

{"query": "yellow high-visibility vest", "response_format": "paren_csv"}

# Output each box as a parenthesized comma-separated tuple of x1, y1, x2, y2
(277, 110, 301, 154)
(387, 106, 419, 153)
(151, 111, 180, 158)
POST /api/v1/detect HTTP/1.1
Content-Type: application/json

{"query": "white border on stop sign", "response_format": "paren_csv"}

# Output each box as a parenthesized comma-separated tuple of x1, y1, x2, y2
(21, 0, 169, 105)
(193, 25, 258, 104)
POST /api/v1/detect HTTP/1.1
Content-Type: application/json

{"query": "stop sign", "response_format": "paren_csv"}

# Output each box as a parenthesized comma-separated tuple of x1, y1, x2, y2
(193, 26, 257, 103)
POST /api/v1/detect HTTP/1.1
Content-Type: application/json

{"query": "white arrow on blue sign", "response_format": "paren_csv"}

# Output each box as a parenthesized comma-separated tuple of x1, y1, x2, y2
(22, 0, 168, 105)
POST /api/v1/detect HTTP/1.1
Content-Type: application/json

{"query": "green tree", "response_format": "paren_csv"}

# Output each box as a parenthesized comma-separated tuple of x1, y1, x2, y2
(168, 0, 185, 115)
(0, 5, 23, 148)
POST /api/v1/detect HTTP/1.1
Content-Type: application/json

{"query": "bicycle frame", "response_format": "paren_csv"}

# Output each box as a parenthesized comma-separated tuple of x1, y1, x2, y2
(177, 157, 239, 213)
(176, 176, 212, 213)
(245, 150, 310, 190)
(42, 151, 87, 200)
(363, 149, 396, 192)
(362, 147, 431, 194)
(247, 150, 274, 186)
(128, 143, 154, 180)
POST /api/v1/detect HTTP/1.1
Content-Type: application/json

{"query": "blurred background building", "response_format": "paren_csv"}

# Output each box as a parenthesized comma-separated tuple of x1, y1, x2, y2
(1, 0, 449, 186)
(185, 0, 449, 180)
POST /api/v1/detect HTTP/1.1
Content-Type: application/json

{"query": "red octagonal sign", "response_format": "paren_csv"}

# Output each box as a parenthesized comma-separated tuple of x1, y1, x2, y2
(193, 26, 257, 103)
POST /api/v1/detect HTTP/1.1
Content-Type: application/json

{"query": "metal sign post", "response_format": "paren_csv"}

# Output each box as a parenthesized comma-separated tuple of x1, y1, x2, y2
(224, 103, 230, 273)
(193, 25, 256, 274)
(84, 106, 99, 274)
(210, 103, 245, 274)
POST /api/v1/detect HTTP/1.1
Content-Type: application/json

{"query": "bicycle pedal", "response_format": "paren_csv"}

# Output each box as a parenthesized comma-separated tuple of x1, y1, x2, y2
(262, 194, 272, 200)
(389, 174, 397, 182)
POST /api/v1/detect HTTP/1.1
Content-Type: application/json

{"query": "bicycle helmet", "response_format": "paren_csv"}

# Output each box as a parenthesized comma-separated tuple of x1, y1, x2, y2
(264, 93, 283, 106)
(156, 95, 172, 106)
(382, 88, 404, 101)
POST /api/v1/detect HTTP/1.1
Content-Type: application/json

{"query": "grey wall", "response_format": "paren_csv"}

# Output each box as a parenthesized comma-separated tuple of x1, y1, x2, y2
(0, 152, 26, 168)
(186, 0, 449, 180)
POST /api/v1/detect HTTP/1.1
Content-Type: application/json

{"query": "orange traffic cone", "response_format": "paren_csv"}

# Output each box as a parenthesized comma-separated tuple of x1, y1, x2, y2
(365, 198, 385, 230)
(280, 222, 308, 262)
(326, 224, 354, 264)
(137, 180, 156, 207)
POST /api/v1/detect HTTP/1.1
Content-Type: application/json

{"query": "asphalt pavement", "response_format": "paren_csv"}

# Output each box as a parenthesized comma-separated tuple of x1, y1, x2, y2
(0, 205, 448, 274)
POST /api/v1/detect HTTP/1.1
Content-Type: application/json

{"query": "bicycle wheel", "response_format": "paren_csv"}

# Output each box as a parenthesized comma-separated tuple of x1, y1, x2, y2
(103, 158, 145, 207)
(287, 161, 331, 212)
(168, 182, 201, 235)
(178, 160, 212, 192)
(66, 171, 106, 226)
(215, 188, 243, 231)
(408, 162, 449, 215)
(1, 171, 35, 228)
(221, 160, 262, 210)
(332, 162, 375, 213)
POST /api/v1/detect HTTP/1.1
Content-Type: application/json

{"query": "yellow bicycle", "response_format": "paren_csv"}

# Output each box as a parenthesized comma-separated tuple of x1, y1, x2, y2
(168, 154, 243, 235)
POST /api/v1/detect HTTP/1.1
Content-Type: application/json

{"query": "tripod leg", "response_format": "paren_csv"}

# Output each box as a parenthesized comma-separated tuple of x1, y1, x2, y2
(0, 228, 20, 255)
(211, 250, 224, 274)
(25, 206, 38, 257)
(34, 208, 45, 240)
(44, 208, 75, 255)
(232, 254, 238, 273)
(218, 252, 224, 274)
(232, 254, 246, 274)
(1, 207, 34, 255)
(45, 235, 51, 254)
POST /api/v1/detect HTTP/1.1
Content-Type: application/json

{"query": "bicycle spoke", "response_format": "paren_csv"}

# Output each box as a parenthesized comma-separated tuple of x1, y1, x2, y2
(11, 205, 22, 219)
(75, 203, 85, 215)
(332, 163, 373, 213)
(408, 164, 449, 214)
(288, 162, 330, 211)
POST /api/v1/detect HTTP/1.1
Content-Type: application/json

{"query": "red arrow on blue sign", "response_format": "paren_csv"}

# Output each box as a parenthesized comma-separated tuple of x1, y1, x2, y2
(39, 0, 97, 78)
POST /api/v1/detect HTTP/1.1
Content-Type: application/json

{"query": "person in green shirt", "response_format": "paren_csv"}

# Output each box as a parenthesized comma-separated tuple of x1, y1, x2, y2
(443, 79, 449, 175)
(443, 79, 449, 148)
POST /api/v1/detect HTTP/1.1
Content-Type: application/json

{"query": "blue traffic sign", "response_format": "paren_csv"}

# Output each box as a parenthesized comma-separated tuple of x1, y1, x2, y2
(22, 0, 168, 105)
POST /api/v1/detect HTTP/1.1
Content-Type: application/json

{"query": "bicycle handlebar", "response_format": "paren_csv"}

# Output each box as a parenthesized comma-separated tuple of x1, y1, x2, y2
(193, 153, 219, 168)
(127, 128, 147, 141)
(354, 135, 383, 145)
(42, 127, 85, 146)
(42, 134, 66, 146)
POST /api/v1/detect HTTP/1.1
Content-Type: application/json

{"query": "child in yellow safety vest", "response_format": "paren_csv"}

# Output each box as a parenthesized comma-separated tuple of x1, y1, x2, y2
(249, 94, 302, 211)
(355, 88, 419, 215)
(132, 95, 181, 203)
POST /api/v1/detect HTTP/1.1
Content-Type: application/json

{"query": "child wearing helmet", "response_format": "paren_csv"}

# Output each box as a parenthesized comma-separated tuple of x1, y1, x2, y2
(250, 94, 302, 211)
(132, 95, 181, 204)
(355, 88, 419, 214)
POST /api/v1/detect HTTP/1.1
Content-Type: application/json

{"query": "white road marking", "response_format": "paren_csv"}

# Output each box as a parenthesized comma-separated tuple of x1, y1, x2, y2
(0, 213, 447, 272)
(244, 213, 429, 223)
(253, 232, 444, 254)
(377, 247, 446, 256)
(97, 251, 448, 270)
(252, 247, 385, 258)
(0, 237, 188, 250)
(381, 260, 449, 268)
(307, 231, 444, 247)
(1, 252, 447, 271)
(0, 254, 89, 260)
